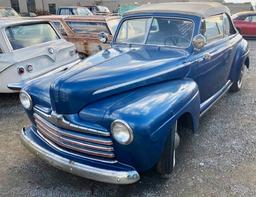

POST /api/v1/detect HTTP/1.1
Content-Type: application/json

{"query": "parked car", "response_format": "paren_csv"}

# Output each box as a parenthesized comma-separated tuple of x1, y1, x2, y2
(0, 7, 19, 17)
(232, 11, 256, 37)
(57, 6, 93, 16)
(19, 12, 37, 17)
(19, 2, 249, 184)
(0, 19, 80, 93)
(85, 5, 111, 15)
(37, 15, 120, 57)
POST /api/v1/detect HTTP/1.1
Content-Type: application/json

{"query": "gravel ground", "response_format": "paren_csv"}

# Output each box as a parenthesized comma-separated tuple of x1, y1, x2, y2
(0, 40, 256, 197)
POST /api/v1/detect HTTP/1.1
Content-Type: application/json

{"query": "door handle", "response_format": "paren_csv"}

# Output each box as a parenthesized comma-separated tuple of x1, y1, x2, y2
(204, 53, 212, 60)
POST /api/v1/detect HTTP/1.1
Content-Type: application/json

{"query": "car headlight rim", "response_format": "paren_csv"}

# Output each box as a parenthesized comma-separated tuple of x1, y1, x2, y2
(19, 90, 32, 110)
(111, 119, 133, 145)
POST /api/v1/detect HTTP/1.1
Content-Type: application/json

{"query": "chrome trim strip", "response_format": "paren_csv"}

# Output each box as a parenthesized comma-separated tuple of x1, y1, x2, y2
(33, 108, 110, 137)
(93, 62, 190, 95)
(7, 83, 23, 91)
(200, 80, 232, 117)
(21, 128, 140, 184)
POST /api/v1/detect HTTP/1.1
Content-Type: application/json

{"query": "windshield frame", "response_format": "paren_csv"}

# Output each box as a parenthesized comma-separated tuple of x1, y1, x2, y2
(106, 18, 121, 35)
(113, 16, 195, 49)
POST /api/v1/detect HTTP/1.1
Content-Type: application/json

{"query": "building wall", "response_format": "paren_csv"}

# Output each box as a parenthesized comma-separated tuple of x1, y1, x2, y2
(0, 0, 11, 7)
(0, 0, 253, 14)
(0, 0, 187, 13)
(19, 0, 28, 13)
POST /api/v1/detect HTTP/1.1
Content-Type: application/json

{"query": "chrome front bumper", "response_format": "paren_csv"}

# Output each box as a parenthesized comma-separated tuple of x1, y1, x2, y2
(20, 128, 140, 184)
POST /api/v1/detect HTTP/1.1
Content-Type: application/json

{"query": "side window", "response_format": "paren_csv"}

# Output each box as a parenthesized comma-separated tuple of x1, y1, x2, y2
(52, 21, 65, 35)
(60, 8, 70, 15)
(223, 13, 236, 36)
(201, 14, 224, 43)
(251, 15, 256, 22)
(66, 21, 110, 34)
(236, 15, 248, 21)
(0, 48, 2, 53)
(245, 16, 251, 22)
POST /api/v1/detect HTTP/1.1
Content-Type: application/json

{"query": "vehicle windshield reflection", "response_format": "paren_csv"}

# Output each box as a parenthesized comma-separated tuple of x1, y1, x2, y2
(115, 17, 194, 48)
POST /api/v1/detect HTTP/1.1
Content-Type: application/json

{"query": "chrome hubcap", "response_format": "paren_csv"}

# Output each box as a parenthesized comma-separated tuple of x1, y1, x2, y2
(237, 65, 245, 89)
(173, 122, 180, 167)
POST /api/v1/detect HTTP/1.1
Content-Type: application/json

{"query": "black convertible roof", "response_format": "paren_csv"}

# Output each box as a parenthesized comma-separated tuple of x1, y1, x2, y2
(125, 2, 230, 18)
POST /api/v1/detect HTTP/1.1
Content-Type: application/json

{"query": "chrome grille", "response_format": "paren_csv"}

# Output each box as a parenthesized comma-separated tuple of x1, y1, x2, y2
(34, 113, 116, 163)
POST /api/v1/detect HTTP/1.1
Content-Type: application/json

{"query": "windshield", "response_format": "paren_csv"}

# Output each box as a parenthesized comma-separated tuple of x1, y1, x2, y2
(116, 17, 194, 48)
(0, 8, 19, 17)
(6, 23, 60, 50)
(107, 18, 120, 35)
(74, 8, 93, 16)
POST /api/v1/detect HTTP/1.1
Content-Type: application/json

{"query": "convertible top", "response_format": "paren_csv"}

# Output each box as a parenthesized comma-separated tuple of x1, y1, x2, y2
(125, 2, 230, 18)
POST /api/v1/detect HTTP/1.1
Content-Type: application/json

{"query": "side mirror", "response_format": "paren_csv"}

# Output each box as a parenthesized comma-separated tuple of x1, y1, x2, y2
(192, 34, 207, 51)
(98, 32, 108, 44)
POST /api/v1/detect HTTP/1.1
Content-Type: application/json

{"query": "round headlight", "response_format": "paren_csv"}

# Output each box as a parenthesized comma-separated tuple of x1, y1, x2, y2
(19, 90, 32, 110)
(111, 120, 133, 145)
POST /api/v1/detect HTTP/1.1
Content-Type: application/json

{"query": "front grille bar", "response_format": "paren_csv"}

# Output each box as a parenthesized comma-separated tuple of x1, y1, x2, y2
(34, 107, 110, 137)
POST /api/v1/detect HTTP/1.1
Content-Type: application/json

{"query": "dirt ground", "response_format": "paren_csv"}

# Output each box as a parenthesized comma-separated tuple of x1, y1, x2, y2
(0, 40, 256, 197)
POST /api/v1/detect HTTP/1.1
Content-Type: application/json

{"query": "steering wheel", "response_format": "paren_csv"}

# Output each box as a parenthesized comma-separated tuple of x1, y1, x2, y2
(164, 35, 190, 46)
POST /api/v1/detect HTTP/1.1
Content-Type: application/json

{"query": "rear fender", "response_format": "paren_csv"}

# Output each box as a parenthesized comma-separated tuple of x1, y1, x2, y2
(229, 38, 249, 83)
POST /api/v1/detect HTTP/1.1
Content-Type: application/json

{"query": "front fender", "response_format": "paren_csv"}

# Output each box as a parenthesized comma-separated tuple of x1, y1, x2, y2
(83, 79, 200, 172)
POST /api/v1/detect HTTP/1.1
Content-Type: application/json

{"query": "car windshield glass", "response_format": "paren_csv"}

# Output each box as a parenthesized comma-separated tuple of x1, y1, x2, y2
(116, 17, 194, 48)
(6, 23, 60, 50)
(67, 21, 109, 34)
(0, 8, 19, 17)
(116, 18, 151, 44)
(107, 19, 120, 35)
(74, 8, 93, 16)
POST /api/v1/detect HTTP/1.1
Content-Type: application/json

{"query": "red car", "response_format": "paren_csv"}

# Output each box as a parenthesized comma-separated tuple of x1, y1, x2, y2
(232, 11, 256, 37)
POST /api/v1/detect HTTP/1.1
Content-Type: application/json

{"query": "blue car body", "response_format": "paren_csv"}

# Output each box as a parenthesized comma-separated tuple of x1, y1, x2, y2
(20, 2, 250, 184)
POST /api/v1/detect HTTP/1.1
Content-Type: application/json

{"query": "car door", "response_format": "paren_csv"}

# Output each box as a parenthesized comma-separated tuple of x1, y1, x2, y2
(190, 14, 233, 103)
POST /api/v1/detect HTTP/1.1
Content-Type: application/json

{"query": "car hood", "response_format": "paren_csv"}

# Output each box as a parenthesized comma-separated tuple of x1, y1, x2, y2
(27, 46, 191, 114)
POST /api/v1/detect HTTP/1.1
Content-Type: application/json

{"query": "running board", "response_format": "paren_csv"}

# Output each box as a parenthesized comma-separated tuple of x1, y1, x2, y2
(200, 80, 232, 117)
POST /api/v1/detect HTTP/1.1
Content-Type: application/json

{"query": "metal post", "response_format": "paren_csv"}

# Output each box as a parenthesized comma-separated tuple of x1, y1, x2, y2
(41, 0, 45, 11)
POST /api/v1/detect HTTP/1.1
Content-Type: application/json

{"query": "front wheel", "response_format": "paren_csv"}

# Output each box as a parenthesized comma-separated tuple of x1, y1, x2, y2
(230, 64, 245, 92)
(156, 121, 180, 176)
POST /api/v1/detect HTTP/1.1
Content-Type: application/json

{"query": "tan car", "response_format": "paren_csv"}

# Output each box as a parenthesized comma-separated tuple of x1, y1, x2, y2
(37, 15, 120, 58)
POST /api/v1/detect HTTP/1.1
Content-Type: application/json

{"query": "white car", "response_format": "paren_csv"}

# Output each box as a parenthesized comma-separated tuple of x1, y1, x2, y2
(0, 19, 80, 93)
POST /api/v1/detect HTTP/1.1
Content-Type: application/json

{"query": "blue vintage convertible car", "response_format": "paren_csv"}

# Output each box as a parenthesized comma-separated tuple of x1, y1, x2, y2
(19, 2, 249, 184)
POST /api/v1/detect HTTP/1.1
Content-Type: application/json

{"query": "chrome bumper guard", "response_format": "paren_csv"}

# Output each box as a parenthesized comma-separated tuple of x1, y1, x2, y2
(21, 128, 140, 184)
